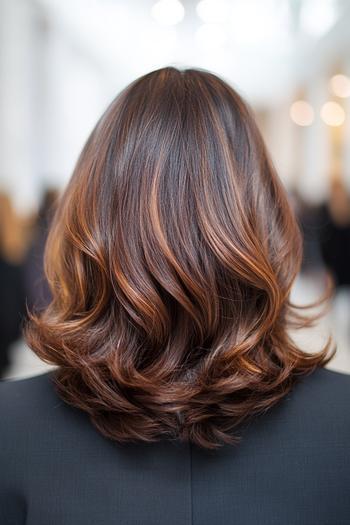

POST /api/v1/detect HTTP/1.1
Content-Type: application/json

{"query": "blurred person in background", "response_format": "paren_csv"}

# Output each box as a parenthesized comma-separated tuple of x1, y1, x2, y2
(0, 193, 27, 378)
(318, 176, 350, 341)
(0, 67, 350, 525)
(292, 190, 327, 274)
(319, 176, 350, 289)
(21, 187, 58, 315)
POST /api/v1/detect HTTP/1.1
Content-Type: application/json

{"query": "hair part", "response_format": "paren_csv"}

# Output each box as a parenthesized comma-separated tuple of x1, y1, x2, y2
(24, 66, 336, 450)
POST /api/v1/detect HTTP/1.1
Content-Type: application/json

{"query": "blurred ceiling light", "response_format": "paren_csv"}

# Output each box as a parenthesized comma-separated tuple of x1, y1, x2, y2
(300, 0, 338, 38)
(320, 101, 345, 126)
(195, 23, 228, 50)
(330, 74, 350, 98)
(151, 0, 185, 26)
(289, 100, 314, 126)
(196, 0, 230, 24)
(230, 0, 290, 46)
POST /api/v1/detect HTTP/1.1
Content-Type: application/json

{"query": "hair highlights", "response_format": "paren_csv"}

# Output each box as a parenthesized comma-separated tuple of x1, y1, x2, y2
(24, 67, 335, 449)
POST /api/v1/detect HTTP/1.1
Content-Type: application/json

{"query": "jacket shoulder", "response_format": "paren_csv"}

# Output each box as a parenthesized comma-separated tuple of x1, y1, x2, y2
(289, 366, 350, 410)
(0, 370, 59, 415)
(0, 369, 91, 438)
(250, 366, 350, 441)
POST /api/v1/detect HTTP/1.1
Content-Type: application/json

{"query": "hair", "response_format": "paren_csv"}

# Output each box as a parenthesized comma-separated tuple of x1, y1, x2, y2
(24, 66, 336, 450)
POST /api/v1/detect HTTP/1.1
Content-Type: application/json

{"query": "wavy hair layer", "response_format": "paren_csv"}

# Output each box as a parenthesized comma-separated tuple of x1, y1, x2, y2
(24, 67, 335, 449)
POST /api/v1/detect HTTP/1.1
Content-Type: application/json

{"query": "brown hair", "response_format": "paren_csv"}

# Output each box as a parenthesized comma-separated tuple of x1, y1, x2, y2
(24, 66, 335, 449)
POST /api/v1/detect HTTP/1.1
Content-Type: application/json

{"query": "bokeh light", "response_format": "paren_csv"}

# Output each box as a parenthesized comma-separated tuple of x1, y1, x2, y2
(290, 100, 315, 126)
(151, 0, 185, 26)
(320, 101, 345, 126)
(330, 74, 350, 98)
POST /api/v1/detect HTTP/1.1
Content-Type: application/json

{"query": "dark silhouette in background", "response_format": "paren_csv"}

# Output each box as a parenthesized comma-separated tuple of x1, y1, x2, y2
(0, 255, 26, 377)
(0, 188, 57, 378)
(21, 188, 57, 315)
(318, 178, 350, 288)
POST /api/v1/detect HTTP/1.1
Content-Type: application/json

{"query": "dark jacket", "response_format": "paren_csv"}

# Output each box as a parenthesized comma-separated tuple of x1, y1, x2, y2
(0, 366, 350, 525)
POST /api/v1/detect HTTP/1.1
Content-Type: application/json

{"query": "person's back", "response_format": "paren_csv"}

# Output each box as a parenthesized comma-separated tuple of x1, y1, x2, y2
(1, 367, 350, 524)
(0, 66, 348, 523)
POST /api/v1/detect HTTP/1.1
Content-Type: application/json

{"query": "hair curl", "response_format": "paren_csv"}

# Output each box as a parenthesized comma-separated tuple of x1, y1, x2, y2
(24, 67, 336, 450)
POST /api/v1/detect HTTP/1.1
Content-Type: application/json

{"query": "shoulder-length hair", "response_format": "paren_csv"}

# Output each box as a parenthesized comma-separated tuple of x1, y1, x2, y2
(24, 66, 335, 449)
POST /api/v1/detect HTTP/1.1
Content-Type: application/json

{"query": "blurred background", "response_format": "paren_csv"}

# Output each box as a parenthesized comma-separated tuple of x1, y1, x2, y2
(1, 0, 350, 379)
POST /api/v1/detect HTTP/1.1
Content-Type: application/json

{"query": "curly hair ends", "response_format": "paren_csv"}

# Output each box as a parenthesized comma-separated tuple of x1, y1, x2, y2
(23, 66, 336, 450)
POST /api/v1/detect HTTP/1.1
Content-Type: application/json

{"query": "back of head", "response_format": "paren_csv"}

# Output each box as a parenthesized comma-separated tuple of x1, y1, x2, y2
(24, 67, 334, 449)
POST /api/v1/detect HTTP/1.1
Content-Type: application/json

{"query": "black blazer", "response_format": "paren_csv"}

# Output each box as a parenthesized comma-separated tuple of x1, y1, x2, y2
(1, 366, 350, 525)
